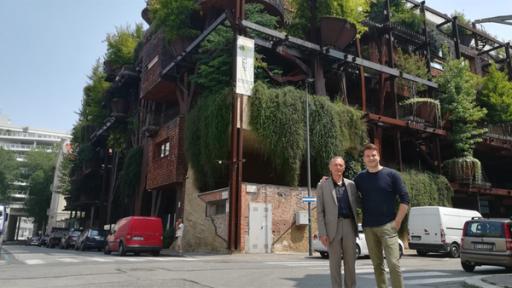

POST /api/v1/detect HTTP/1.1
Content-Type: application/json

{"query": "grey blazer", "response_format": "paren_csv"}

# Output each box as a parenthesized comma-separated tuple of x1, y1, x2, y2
(316, 177, 360, 241)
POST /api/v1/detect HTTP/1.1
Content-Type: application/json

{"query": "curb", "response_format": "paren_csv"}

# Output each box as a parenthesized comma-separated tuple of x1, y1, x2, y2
(464, 275, 501, 288)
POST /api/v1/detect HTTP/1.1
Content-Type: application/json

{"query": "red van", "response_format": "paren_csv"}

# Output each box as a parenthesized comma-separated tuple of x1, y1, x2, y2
(104, 216, 163, 256)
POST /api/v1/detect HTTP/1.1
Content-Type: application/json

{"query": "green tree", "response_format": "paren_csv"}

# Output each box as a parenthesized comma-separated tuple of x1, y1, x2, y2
(148, 0, 200, 41)
(24, 150, 57, 229)
(104, 24, 144, 70)
(0, 148, 17, 202)
(436, 59, 487, 157)
(478, 63, 512, 123)
(290, 0, 370, 38)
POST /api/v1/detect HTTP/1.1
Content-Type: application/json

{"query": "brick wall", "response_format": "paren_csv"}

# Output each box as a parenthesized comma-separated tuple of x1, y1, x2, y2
(239, 183, 318, 253)
(147, 116, 186, 190)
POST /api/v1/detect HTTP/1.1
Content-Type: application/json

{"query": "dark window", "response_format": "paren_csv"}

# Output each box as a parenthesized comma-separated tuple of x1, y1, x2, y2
(465, 221, 505, 238)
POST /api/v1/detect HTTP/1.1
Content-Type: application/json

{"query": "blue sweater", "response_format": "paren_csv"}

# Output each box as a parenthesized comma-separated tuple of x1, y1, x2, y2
(354, 167, 410, 228)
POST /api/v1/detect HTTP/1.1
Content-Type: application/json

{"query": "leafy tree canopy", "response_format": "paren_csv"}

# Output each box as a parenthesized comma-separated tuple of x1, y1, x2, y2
(478, 63, 512, 123)
(104, 24, 144, 70)
(0, 148, 17, 202)
(23, 150, 57, 228)
(435, 59, 487, 157)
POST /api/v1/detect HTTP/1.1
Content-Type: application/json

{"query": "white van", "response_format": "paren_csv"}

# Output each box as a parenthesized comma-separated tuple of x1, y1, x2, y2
(408, 206, 481, 258)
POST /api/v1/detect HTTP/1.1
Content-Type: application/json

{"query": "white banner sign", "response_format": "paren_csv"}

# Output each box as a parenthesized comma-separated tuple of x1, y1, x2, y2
(235, 35, 255, 96)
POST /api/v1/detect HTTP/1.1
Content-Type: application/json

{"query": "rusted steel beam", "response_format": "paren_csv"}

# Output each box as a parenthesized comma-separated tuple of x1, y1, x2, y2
(451, 183, 512, 197)
(241, 20, 439, 89)
(366, 113, 448, 136)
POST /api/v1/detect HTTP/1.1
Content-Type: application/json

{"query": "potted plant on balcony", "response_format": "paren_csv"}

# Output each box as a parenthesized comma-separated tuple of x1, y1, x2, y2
(436, 59, 487, 183)
(369, 0, 424, 34)
(103, 25, 144, 82)
(394, 48, 429, 96)
(451, 11, 473, 46)
(148, 0, 201, 56)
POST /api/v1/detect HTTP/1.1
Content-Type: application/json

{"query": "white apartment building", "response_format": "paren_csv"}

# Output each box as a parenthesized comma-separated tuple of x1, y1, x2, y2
(0, 115, 70, 240)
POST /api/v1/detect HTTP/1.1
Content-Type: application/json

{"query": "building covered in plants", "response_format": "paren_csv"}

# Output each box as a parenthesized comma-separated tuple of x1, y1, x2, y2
(63, 0, 512, 252)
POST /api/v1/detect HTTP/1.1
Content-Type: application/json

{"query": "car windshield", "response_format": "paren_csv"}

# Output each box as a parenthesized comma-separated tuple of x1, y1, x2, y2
(89, 230, 106, 236)
(465, 221, 505, 238)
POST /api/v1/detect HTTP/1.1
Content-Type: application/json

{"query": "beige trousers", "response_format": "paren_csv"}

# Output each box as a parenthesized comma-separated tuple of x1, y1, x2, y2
(364, 221, 403, 288)
(328, 218, 357, 288)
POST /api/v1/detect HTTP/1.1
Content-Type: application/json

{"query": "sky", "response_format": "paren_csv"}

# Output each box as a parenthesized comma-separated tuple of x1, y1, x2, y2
(0, 0, 511, 134)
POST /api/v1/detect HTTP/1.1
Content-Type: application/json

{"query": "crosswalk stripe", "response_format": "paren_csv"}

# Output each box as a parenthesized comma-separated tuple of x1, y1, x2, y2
(24, 259, 44, 265)
(402, 271, 449, 278)
(404, 277, 468, 285)
(86, 257, 114, 262)
(56, 258, 80, 263)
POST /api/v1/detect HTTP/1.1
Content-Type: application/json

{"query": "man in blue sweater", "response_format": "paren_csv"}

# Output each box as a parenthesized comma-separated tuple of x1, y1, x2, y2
(354, 143, 410, 288)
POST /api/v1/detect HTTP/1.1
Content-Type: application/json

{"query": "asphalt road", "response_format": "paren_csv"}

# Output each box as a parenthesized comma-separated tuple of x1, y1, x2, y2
(1, 245, 510, 288)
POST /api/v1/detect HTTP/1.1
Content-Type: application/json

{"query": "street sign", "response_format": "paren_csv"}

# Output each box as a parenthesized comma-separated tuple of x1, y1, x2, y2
(302, 196, 317, 203)
(235, 35, 254, 96)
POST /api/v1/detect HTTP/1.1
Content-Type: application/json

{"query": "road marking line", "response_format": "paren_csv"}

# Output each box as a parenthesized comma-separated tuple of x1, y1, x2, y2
(402, 271, 449, 278)
(24, 259, 44, 265)
(118, 258, 148, 262)
(56, 258, 80, 263)
(404, 277, 468, 285)
(86, 257, 114, 262)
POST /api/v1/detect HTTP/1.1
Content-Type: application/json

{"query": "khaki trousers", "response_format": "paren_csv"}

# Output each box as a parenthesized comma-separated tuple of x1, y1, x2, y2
(364, 221, 403, 288)
(328, 218, 357, 288)
(175, 236, 183, 254)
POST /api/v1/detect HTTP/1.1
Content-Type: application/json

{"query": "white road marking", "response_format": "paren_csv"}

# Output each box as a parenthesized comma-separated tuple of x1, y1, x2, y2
(56, 258, 80, 263)
(86, 257, 115, 262)
(404, 277, 468, 285)
(24, 259, 44, 265)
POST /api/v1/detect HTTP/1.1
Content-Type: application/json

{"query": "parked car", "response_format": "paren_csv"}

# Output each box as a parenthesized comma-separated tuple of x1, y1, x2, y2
(408, 206, 481, 258)
(60, 229, 82, 249)
(39, 235, 49, 247)
(27, 236, 42, 246)
(313, 224, 404, 259)
(76, 228, 107, 251)
(104, 216, 163, 256)
(460, 217, 512, 272)
(47, 229, 67, 248)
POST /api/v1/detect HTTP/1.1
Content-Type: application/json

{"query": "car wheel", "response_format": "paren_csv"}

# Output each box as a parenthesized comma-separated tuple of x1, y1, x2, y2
(152, 251, 160, 257)
(104, 244, 111, 255)
(462, 262, 475, 272)
(449, 243, 460, 258)
(320, 251, 329, 259)
(119, 242, 126, 256)
(355, 244, 361, 258)
(417, 250, 428, 256)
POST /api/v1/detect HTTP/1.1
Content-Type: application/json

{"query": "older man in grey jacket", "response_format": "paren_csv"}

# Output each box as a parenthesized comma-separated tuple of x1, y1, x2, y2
(317, 156, 360, 288)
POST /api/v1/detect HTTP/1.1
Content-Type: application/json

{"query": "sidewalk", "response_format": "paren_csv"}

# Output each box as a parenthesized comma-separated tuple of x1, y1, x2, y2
(465, 274, 512, 288)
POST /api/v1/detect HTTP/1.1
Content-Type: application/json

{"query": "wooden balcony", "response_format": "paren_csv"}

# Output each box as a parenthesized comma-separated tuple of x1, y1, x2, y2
(140, 30, 179, 104)
(146, 116, 187, 189)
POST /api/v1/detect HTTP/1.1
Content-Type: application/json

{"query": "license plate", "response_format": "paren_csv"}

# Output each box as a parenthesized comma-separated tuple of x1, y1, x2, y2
(473, 243, 493, 250)
(411, 236, 421, 241)
(132, 236, 144, 241)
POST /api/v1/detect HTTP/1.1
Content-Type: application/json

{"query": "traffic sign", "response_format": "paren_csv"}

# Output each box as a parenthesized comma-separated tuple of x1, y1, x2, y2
(302, 196, 317, 203)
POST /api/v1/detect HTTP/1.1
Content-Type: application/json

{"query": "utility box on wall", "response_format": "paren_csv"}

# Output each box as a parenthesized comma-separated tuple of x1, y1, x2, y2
(295, 211, 308, 225)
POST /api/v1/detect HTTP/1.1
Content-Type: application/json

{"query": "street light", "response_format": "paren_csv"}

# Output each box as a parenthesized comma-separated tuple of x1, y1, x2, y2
(305, 78, 314, 257)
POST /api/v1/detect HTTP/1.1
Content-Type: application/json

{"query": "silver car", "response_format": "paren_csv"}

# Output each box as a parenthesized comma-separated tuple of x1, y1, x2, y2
(460, 217, 512, 272)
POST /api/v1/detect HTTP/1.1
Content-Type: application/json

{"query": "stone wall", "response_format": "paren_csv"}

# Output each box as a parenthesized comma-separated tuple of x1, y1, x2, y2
(182, 166, 228, 252)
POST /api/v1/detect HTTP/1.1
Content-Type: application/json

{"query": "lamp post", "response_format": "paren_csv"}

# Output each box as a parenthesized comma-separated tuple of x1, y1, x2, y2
(306, 78, 314, 256)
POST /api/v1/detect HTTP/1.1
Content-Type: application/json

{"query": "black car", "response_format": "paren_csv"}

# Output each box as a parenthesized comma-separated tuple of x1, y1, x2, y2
(60, 230, 82, 249)
(76, 228, 107, 251)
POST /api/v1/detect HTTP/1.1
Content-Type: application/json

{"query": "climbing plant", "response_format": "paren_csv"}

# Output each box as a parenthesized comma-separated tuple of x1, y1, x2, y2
(401, 169, 453, 207)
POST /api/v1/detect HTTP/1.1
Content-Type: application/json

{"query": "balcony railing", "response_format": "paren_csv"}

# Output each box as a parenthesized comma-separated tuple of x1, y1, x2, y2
(486, 123, 512, 141)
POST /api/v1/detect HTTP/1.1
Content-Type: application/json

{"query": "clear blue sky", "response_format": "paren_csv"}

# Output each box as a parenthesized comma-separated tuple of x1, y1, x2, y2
(0, 0, 146, 134)
(0, 1, 510, 134)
